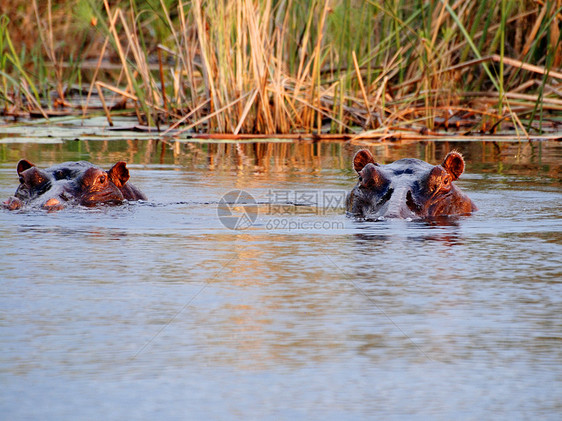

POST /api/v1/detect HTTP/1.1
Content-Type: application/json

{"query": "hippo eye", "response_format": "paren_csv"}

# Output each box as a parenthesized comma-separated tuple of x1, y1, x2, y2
(98, 175, 106, 184)
(19, 176, 24, 184)
(441, 176, 453, 191)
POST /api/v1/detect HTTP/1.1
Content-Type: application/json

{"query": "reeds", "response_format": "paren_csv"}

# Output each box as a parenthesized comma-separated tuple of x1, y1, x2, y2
(0, 0, 561, 136)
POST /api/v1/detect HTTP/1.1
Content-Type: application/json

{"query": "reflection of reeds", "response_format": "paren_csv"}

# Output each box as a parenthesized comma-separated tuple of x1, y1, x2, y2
(0, 0, 561, 135)
(6, 137, 560, 180)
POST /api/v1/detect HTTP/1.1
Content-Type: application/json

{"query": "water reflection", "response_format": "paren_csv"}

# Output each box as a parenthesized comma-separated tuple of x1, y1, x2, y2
(349, 217, 465, 246)
(16, 223, 129, 240)
(1, 138, 561, 180)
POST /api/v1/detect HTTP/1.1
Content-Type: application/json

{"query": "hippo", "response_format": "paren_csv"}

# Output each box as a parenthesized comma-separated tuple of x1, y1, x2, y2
(3, 160, 146, 210)
(347, 149, 477, 219)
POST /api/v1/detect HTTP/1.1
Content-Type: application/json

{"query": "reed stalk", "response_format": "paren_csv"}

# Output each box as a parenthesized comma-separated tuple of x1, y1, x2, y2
(0, 0, 559, 135)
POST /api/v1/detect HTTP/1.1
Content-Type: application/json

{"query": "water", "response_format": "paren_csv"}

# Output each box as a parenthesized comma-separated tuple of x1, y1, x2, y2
(0, 139, 561, 420)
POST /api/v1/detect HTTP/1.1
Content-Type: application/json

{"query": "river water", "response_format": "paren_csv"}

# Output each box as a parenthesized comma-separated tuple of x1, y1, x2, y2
(0, 139, 561, 420)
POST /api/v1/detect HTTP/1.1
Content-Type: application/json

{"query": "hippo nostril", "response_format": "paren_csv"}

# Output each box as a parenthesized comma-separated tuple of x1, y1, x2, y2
(406, 190, 422, 213)
(376, 187, 393, 207)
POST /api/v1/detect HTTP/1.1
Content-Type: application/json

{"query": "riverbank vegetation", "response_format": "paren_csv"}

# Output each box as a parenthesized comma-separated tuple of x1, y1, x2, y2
(0, 0, 561, 137)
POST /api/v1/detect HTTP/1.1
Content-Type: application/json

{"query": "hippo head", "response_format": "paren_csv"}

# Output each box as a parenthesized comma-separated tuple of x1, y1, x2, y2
(76, 166, 125, 207)
(14, 159, 53, 201)
(346, 149, 477, 220)
(4, 160, 146, 210)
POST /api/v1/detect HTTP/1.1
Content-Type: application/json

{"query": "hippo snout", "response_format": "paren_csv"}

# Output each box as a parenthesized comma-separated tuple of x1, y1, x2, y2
(369, 185, 417, 219)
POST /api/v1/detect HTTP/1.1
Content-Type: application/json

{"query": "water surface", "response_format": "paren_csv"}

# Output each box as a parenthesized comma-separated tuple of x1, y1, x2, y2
(0, 139, 561, 420)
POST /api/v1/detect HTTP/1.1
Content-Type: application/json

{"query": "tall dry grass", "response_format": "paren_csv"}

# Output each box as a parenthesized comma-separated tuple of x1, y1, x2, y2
(1, 0, 561, 136)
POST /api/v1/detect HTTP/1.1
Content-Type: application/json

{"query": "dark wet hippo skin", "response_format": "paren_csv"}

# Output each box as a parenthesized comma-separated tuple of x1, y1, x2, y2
(347, 149, 477, 220)
(3, 160, 146, 210)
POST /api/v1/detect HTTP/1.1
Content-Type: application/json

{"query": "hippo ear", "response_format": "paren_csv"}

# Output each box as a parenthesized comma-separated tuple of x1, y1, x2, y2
(441, 152, 465, 181)
(108, 161, 130, 188)
(17, 159, 35, 175)
(353, 149, 376, 173)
